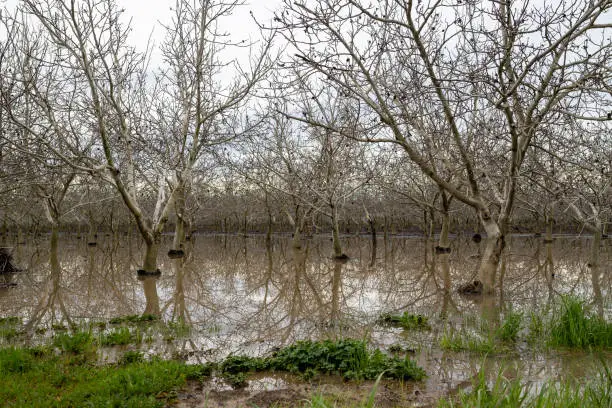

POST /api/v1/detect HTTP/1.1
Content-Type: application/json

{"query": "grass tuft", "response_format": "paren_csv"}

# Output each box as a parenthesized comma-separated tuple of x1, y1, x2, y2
(53, 331, 95, 354)
(100, 327, 143, 346)
(378, 312, 431, 330)
(549, 296, 612, 349)
(438, 361, 612, 408)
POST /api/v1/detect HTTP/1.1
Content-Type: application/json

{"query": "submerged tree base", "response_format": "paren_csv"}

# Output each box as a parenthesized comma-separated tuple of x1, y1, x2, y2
(167, 249, 185, 259)
(457, 280, 483, 295)
(333, 254, 350, 261)
(136, 269, 162, 276)
(0, 248, 19, 273)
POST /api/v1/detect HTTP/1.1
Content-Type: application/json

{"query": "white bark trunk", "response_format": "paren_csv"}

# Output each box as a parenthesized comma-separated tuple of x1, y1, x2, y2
(478, 218, 504, 294)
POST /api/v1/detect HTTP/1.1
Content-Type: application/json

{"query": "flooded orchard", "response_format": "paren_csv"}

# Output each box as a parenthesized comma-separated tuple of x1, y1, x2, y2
(1, 233, 610, 407)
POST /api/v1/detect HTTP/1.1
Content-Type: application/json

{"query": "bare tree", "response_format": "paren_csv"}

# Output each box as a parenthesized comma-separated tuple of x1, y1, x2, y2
(154, 0, 275, 254)
(5, 0, 273, 273)
(273, 0, 612, 293)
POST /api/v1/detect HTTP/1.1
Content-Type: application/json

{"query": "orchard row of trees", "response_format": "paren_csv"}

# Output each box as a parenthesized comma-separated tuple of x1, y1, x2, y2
(0, 0, 610, 293)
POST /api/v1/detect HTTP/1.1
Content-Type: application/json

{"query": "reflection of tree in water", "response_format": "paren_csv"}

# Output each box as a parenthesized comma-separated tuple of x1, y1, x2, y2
(25, 231, 72, 331)
(169, 258, 187, 322)
(1, 235, 608, 360)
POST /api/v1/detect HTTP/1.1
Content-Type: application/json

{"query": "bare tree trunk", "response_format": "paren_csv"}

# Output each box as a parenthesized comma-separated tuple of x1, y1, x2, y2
(292, 223, 302, 249)
(330, 261, 342, 326)
(477, 218, 505, 295)
(1, 217, 7, 246)
(364, 205, 376, 266)
(50, 223, 59, 268)
(172, 258, 186, 321)
(383, 215, 389, 246)
(87, 222, 96, 245)
(17, 225, 24, 245)
(265, 194, 273, 245)
(591, 265, 603, 318)
(141, 276, 161, 316)
(331, 204, 344, 258)
(242, 210, 248, 237)
(438, 252, 451, 319)
(589, 228, 601, 268)
(141, 239, 160, 273)
(439, 213, 450, 249)
(172, 186, 186, 251)
(545, 211, 554, 243)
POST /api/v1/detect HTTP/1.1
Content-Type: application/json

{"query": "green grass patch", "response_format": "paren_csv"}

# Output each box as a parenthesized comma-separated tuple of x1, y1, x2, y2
(0, 316, 20, 325)
(0, 347, 213, 407)
(0, 347, 35, 373)
(378, 312, 431, 330)
(549, 297, 612, 349)
(0, 316, 22, 341)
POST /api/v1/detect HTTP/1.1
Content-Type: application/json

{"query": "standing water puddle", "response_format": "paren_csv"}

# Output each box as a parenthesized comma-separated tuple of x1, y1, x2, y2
(0, 234, 610, 406)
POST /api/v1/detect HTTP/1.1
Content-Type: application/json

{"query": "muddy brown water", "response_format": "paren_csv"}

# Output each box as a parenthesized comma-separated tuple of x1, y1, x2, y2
(0, 234, 610, 406)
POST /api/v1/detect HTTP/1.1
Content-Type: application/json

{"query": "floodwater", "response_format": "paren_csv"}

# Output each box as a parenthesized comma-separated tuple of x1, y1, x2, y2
(1, 233, 610, 406)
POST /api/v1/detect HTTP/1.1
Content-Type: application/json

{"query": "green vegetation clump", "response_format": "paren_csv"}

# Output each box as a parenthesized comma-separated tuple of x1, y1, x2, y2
(495, 311, 523, 343)
(0, 316, 22, 341)
(0, 347, 34, 373)
(118, 350, 144, 365)
(549, 297, 612, 349)
(440, 311, 524, 353)
(438, 363, 612, 408)
(440, 297, 610, 353)
(439, 329, 496, 354)
(53, 331, 95, 354)
(378, 312, 431, 330)
(219, 339, 426, 382)
(0, 316, 20, 325)
(0, 347, 213, 407)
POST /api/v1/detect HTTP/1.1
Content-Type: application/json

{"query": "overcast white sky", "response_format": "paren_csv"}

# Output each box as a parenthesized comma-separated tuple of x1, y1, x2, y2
(116, 0, 282, 54)
(3, 0, 283, 67)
